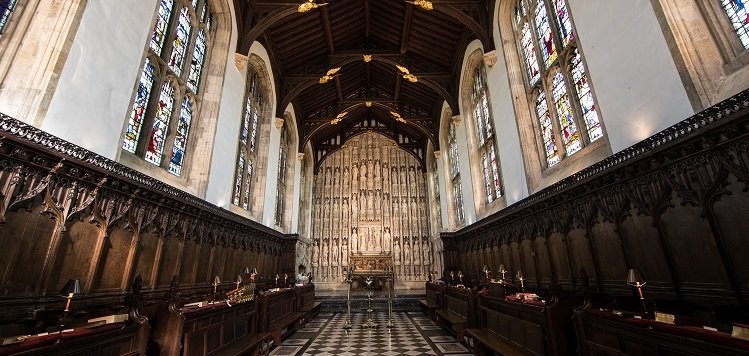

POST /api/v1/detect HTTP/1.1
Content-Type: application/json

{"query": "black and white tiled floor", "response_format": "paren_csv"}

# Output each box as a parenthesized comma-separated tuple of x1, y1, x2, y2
(269, 311, 472, 356)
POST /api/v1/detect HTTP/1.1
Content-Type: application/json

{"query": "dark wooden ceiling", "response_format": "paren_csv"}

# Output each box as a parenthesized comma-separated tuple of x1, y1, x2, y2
(233, 0, 495, 167)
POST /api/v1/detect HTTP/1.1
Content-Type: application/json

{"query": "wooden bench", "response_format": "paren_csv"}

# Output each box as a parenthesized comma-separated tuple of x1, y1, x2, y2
(296, 284, 321, 324)
(219, 332, 273, 356)
(434, 286, 473, 343)
(467, 328, 531, 356)
(259, 288, 305, 346)
(419, 282, 442, 320)
(469, 294, 572, 356)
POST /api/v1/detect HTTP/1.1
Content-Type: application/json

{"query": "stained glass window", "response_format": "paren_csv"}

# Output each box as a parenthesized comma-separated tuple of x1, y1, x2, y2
(169, 7, 191, 76)
(535, 91, 559, 166)
(0, 0, 17, 36)
(150, 0, 174, 55)
(123, 0, 212, 175)
(514, 0, 603, 168)
(123, 58, 156, 153)
(168, 97, 193, 176)
(144, 82, 176, 166)
(233, 152, 245, 205)
(447, 122, 464, 222)
(721, 0, 749, 49)
(233, 68, 265, 211)
(534, 0, 556, 68)
(187, 29, 207, 92)
(275, 126, 289, 226)
(470, 63, 502, 203)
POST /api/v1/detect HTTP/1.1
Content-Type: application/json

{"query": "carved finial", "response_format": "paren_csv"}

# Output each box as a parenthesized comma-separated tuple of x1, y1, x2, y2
(274, 117, 284, 129)
(297, 152, 305, 160)
(234, 53, 248, 70)
(434, 150, 441, 159)
(451, 115, 461, 125)
(483, 50, 498, 68)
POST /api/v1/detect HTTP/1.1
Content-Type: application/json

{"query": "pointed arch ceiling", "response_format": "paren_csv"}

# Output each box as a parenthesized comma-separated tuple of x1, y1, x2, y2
(233, 0, 496, 166)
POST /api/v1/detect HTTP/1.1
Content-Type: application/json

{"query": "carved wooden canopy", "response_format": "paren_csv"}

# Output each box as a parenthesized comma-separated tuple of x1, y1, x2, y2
(233, 0, 496, 166)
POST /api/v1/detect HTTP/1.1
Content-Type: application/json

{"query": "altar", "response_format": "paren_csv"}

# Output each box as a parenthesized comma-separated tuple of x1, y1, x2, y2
(349, 254, 393, 290)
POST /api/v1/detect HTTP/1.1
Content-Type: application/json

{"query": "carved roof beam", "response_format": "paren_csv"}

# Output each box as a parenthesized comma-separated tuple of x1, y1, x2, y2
(400, 3, 414, 54)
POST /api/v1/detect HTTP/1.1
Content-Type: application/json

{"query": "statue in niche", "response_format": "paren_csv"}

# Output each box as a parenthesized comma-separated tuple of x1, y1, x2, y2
(360, 161, 367, 182)
(374, 190, 381, 217)
(375, 228, 381, 250)
(351, 194, 359, 222)
(332, 240, 339, 265)
(351, 227, 358, 252)
(383, 228, 392, 250)
(311, 240, 318, 266)
(321, 242, 329, 267)
(364, 228, 372, 250)
(341, 238, 349, 266)
(359, 191, 366, 215)
(404, 238, 411, 265)
(393, 240, 401, 265)
(352, 164, 359, 183)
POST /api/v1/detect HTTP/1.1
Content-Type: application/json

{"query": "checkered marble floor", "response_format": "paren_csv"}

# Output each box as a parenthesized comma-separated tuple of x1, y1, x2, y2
(269, 311, 473, 356)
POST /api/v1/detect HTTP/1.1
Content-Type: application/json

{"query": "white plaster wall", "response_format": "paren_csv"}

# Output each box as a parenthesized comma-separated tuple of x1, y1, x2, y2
(436, 102, 453, 230)
(204, 4, 241, 208)
(41, 0, 158, 159)
(287, 104, 302, 233)
(568, 0, 694, 152)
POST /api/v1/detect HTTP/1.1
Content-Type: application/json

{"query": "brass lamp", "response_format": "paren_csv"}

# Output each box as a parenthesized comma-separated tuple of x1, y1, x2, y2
(516, 270, 525, 292)
(275, 274, 280, 287)
(283, 273, 288, 286)
(235, 274, 243, 290)
(57, 279, 81, 342)
(458, 270, 464, 284)
(212, 276, 221, 302)
(250, 267, 258, 283)
(483, 265, 490, 279)
(499, 264, 507, 280)
(627, 268, 648, 318)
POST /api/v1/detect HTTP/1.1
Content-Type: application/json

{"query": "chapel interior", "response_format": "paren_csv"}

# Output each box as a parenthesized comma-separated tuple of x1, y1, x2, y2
(0, 0, 748, 355)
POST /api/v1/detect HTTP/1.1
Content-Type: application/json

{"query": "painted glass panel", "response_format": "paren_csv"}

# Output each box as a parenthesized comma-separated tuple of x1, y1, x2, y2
(123, 58, 157, 153)
(241, 97, 252, 144)
(721, 0, 749, 48)
(448, 123, 460, 179)
(454, 178, 464, 222)
(0, 0, 17, 35)
(242, 160, 253, 210)
(233, 151, 245, 205)
(553, 0, 573, 47)
(144, 82, 176, 165)
(191, 0, 198, 9)
(490, 145, 501, 197)
(187, 28, 207, 92)
(520, 22, 541, 84)
(168, 7, 192, 76)
(551, 71, 581, 155)
(482, 150, 493, 203)
(249, 110, 260, 151)
(535, 91, 560, 167)
(150, 0, 174, 55)
(534, 1, 557, 68)
(168, 97, 192, 176)
(570, 49, 602, 142)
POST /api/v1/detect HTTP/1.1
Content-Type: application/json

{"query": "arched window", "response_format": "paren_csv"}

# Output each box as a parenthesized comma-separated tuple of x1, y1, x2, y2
(0, 0, 17, 35)
(470, 63, 503, 203)
(431, 156, 443, 230)
(448, 122, 464, 222)
(233, 69, 264, 210)
(275, 124, 289, 227)
(122, 0, 212, 176)
(514, 0, 603, 168)
(720, 0, 749, 49)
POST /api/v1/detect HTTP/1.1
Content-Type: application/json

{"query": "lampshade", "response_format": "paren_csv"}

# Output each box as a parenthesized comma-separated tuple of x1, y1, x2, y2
(242, 267, 250, 275)
(236, 274, 243, 284)
(499, 264, 506, 272)
(516, 270, 524, 279)
(251, 267, 258, 275)
(275, 274, 280, 279)
(627, 268, 646, 286)
(213, 276, 221, 285)
(483, 265, 489, 271)
(59, 279, 81, 297)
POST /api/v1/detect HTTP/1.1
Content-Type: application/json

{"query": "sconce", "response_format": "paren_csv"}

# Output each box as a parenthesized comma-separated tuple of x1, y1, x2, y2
(275, 274, 280, 287)
(627, 268, 649, 319)
(483, 265, 490, 279)
(57, 279, 81, 343)
(458, 271, 464, 284)
(499, 264, 507, 280)
(516, 270, 525, 292)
